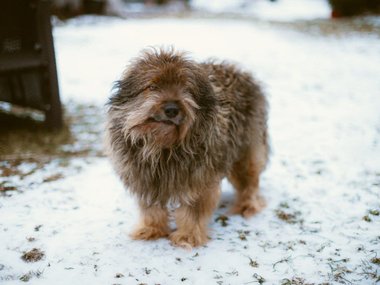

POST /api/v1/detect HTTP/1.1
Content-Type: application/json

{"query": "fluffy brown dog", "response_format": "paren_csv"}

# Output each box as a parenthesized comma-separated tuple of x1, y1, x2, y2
(106, 48, 269, 248)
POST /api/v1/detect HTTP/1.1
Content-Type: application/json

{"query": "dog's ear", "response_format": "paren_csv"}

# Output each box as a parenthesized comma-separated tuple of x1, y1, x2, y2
(108, 72, 143, 107)
(191, 68, 217, 115)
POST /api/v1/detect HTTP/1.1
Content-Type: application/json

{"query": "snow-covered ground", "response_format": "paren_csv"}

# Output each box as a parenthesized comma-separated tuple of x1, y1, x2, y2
(1, 9, 380, 285)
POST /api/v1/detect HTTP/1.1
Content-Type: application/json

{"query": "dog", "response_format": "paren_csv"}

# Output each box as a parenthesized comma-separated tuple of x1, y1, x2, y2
(106, 48, 269, 248)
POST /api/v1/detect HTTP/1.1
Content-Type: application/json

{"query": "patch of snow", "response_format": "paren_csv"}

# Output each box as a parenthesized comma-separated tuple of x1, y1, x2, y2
(1, 16, 380, 284)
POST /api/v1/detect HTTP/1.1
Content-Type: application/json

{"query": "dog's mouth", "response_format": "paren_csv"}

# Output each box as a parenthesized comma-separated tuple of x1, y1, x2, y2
(147, 116, 182, 126)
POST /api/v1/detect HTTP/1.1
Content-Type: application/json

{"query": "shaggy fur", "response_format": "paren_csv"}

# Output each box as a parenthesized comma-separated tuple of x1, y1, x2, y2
(106, 48, 269, 248)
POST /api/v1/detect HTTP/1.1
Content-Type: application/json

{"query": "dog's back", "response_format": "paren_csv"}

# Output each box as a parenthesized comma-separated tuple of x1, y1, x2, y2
(201, 61, 269, 171)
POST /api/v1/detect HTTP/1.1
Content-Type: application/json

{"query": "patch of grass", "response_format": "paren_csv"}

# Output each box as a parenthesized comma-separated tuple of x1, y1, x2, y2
(0, 103, 105, 194)
(21, 248, 45, 263)
(0, 110, 73, 158)
(273, 256, 292, 271)
(34, 225, 42, 232)
(327, 259, 352, 283)
(275, 209, 302, 224)
(226, 269, 239, 276)
(42, 173, 64, 183)
(279, 202, 290, 209)
(0, 159, 44, 181)
(363, 215, 372, 222)
(215, 215, 229, 227)
(276, 210, 297, 223)
(252, 273, 265, 284)
(359, 260, 380, 282)
(0, 102, 105, 162)
(0, 181, 17, 192)
(19, 270, 43, 282)
(281, 277, 315, 285)
(237, 230, 250, 241)
(275, 202, 303, 225)
(248, 257, 259, 268)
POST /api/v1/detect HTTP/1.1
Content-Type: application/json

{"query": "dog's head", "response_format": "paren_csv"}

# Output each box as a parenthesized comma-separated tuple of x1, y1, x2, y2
(108, 48, 216, 148)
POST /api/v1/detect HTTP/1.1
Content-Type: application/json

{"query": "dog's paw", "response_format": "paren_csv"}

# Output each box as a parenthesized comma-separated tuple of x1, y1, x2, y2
(169, 231, 208, 249)
(230, 195, 266, 218)
(130, 226, 169, 241)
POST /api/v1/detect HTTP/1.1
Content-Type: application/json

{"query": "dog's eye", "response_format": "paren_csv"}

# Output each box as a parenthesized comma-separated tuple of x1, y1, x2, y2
(147, 85, 158, 91)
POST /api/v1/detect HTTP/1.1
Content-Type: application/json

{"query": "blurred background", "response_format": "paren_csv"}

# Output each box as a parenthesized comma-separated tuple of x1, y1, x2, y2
(49, 0, 380, 19)
(0, 0, 379, 160)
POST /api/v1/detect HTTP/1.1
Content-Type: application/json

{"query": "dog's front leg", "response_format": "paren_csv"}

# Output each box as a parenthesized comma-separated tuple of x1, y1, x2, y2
(170, 182, 220, 249)
(130, 201, 170, 241)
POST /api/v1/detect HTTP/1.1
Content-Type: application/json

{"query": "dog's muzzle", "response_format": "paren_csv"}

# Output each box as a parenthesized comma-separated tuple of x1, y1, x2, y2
(151, 101, 183, 125)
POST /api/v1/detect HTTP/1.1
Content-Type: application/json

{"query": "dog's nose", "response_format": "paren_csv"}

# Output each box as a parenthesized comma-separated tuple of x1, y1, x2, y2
(163, 102, 180, 119)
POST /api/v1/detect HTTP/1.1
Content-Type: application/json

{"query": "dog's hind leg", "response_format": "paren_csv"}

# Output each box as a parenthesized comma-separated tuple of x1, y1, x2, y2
(170, 182, 221, 249)
(130, 202, 170, 240)
(228, 143, 268, 218)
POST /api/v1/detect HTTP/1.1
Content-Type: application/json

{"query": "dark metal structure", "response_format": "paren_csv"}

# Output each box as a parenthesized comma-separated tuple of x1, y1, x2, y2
(0, 0, 63, 129)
